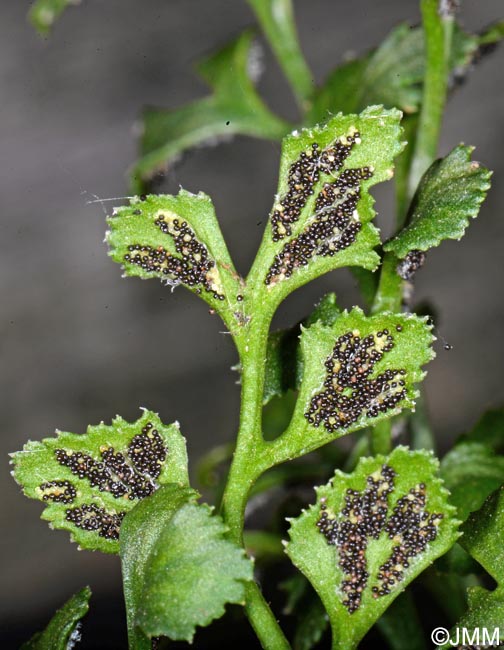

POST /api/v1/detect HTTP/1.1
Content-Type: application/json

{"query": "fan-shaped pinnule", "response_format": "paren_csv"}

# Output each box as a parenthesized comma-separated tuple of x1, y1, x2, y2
(11, 410, 189, 553)
(247, 106, 405, 311)
(286, 447, 461, 650)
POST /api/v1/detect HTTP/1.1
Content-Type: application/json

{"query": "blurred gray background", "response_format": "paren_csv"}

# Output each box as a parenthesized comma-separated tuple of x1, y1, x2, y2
(1, 0, 503, 646)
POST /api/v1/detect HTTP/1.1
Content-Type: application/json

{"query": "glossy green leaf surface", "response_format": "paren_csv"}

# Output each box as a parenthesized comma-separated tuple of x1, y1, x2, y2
(21, 586, 91, 650)
(438, 488, 504, 648)
(268, 309, 433, 462)
(11, 410, 189, 553)
(248, 106, 404, 311)
(121, 487, 253, 644)
(384, 145, 491, 258)
(132, 31, 290, 189)
(286, 447, 460, 650)
(441, 442, 504, 521)
(28, 0, 80, 35)
(106, 190, 244, 332)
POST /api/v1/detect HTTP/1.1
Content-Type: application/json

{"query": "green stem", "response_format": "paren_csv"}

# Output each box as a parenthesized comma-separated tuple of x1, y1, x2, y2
(221, 303, 291, 649)
(245, 582, 291, 650)
(373, 0, 455, 319)
(408, 0, 454, 198)
(220, 309, 270, 539)
(247, 0, 314, 111)
(370, 1, 454, 454)
(371, 252, 403, 315)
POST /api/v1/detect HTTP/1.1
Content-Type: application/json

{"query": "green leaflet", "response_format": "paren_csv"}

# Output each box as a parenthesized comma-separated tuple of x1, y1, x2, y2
(28, 0, 80, 35)
(106, 190, 244, 333)
(11, 410, 189, 553)
(120, 486, 253, 645)
(263, 293, 341, 405)
(440, 403, 504, 536)
(120, 484, 198, 650)
(132, 30, 290, 190)
(438, 488, 504, 648)
(248, 106, 404, 311)
(478, 20, 504, 47)
(20, 586, 91, 650)
(286, 447, 461, 650)
(441, 442, 504, 521)
(307, 25, 425, 122)
(384, 145, 492, 259)
(438, 588, 504, 649)
(307, 21, 490, 123)
(266, 309, 433, 463)
(460, 406, 504, 453)
(246, 0, 314, 109)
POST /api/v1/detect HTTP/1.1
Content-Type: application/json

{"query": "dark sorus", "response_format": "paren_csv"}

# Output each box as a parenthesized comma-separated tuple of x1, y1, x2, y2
(266, 165, 373, 285)
(124, 211, 225, 300)
(373, 484, 443, 598)
(38, 479, 77, 504)
(65, 504, 126, 540)
(316, 468, 442, 613)
(271, 128, 362, 241)
(316, 465, 396, 613)
(305, 329, 407, 432)
(51, 421, 168, 501)
(396, 250, 426, 281)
